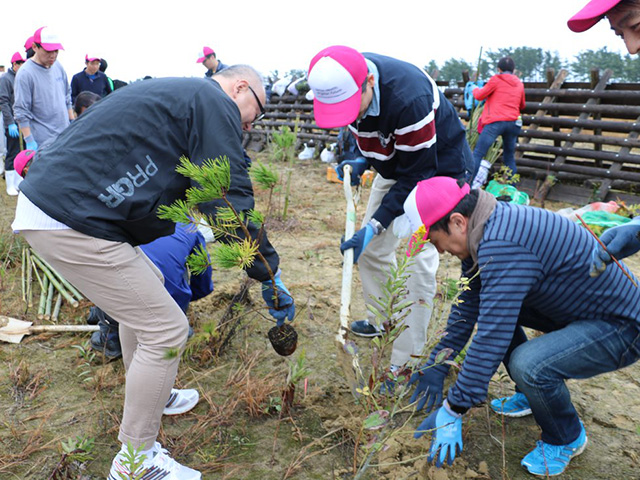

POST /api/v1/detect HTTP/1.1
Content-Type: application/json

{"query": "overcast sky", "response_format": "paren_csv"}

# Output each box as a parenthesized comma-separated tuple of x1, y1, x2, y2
(0, 0, 629, 84)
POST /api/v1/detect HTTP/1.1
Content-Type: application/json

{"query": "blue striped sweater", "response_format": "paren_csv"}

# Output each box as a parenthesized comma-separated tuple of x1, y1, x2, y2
(429, 202, 640, 409)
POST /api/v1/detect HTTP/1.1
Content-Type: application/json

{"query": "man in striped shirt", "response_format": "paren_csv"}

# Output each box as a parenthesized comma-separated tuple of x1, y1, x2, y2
(404, 177, 640, 476)
(307, 46, 472, 376)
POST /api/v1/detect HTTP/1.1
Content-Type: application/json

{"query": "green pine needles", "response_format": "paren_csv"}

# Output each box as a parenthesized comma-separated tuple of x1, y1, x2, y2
(158, 154, 280, 295)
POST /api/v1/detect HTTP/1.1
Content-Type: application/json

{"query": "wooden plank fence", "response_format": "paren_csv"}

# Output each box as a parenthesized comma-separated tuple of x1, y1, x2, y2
(245, 68, 640, 204)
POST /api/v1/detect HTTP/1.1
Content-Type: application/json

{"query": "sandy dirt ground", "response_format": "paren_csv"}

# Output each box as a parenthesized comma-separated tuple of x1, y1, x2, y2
(0, 158, 639, 479)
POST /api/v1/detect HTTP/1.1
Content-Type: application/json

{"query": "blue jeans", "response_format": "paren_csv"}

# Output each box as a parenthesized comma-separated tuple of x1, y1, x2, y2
(504, 310, 640, 445)
(471, 120, 521, 180)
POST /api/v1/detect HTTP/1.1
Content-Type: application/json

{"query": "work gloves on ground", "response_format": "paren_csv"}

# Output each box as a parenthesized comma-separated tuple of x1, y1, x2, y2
(335, 158, 368, 186)
(340, 219, 382, 264)
(24, 135, 38, 151)
(464, 81, 480, 111)
(464, 80, 485, 112)
(408, 364, 446, 412)
(414, 399, 463, 468)
(261, 269, 295, 327)
(590, 217, 640, 277)
(8, 124, 19, 138)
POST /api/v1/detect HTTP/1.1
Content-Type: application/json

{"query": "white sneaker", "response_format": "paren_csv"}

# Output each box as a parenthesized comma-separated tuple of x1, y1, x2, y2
(163, 388, 199, 415)
(108, 442, 201, 479)
(298, 143, 316, 160)
(320, 144, 337, 163)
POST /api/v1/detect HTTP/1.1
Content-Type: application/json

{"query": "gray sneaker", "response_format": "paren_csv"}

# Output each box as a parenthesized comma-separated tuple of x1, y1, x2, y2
(349, 320, 383, 338)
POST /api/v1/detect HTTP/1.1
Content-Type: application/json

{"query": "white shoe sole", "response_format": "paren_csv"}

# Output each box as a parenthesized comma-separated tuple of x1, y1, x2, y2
(163, 389, 199, 416)
(522, 435, 588, 476)
(492, 407, 532, 417)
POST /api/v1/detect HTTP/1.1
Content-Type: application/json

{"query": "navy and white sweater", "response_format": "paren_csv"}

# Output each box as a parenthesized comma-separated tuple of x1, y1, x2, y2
(428, 202, 640, 410)
(349, 53, 471, 228)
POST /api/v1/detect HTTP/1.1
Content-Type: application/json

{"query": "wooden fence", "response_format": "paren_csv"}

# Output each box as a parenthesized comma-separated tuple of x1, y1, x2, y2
(245, 68, 640, 204)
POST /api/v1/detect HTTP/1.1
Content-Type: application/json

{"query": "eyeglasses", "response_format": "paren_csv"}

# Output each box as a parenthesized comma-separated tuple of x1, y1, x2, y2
(247, 85, 266, 124)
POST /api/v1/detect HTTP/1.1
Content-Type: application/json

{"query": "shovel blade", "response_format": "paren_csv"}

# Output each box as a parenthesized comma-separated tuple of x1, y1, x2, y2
(0, 318, 33, 344)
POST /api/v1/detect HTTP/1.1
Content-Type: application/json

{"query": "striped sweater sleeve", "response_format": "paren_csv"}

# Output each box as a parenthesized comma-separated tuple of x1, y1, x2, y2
(425, 258, 480, 376)
(447, 241, 543, 409)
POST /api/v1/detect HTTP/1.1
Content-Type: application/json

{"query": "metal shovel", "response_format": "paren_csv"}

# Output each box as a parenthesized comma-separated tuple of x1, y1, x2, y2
(0, 315, 98, 344)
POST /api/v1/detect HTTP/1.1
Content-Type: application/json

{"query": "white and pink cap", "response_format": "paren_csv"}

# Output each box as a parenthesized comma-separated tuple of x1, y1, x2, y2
(196, 46, 215, 63)
(568, 0, 623, 32)
(33, 26, 64, 51)
(11, 52, 26, 63)
(307, 45, 368, 129)
(14, 150, 36, 177)
(24, 36, 34, 51)
(85, 54, 101, 62)
(401, 177, 470, 256)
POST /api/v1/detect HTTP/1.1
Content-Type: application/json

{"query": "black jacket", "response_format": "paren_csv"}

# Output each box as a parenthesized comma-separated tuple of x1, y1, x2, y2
(21, 77, 278, 281)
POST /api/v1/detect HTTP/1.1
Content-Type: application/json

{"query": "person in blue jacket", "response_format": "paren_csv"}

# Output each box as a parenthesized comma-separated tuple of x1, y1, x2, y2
(70, 54, 112, 104)
(89, 222, 214, 359)
(567, 0, 640, 275)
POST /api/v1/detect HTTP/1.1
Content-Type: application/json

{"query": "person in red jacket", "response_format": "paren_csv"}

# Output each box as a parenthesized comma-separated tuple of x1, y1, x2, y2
(469, 57, 526, 181)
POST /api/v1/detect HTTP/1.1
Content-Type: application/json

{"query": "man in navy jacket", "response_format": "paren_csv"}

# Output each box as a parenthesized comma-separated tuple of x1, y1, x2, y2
(308, 45, 472, 375)
(70, 54, 111, 103)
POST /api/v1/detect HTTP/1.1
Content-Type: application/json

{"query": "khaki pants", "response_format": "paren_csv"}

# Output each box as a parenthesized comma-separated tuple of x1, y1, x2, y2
(23, 229, 189, 449)
(358, 174, 439, 367)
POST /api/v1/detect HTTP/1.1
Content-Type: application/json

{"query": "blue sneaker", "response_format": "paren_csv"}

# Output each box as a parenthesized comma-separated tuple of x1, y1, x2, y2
(350, 320, 383, 338)
(490, 392, 532, 417)
(521, 423, 587, 476)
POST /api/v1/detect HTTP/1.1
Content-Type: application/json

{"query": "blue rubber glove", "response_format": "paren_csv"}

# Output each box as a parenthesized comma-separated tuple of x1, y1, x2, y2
(408, 364, 446, 412)
(590, 217, 640, 277)
(8, 124, 19, 138)
(261, 270, 295, 326)
(25, 135, 38, 151)
(414, 400, 463, 468)
(340, 220, 378, 263)
(336, 158, 368, 186)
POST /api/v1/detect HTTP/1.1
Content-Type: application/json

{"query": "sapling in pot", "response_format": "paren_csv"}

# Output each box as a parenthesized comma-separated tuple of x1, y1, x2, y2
(158, 155, 296, 355)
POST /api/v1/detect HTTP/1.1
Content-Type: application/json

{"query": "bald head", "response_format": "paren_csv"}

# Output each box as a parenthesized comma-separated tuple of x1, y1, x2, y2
(213, 64, 266, 131)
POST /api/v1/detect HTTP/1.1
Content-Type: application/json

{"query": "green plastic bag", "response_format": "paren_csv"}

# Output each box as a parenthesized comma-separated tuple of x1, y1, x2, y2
(577, 211, 631, 228)
(485, 180, 530, 205)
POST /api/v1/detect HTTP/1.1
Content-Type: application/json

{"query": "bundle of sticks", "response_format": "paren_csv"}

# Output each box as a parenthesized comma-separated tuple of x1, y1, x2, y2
(21, 247, 84, 321)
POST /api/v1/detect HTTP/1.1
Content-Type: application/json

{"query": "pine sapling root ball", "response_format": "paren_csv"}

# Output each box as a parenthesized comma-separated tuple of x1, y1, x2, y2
(268, 324, 298, 356)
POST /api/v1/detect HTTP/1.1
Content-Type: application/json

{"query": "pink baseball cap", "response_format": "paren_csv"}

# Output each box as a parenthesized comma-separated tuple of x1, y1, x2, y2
(196, 46, 215, 63)
(568, 0, 623, 32)
(402, 177, 470, 256)
(24, 36, 34, 51)
(85, 54, 101, 62)
(14, 150, 36, 177)
(33, 26, 64, 51)
(307, 45, 368, 129)
(11, 52, 26, 63)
